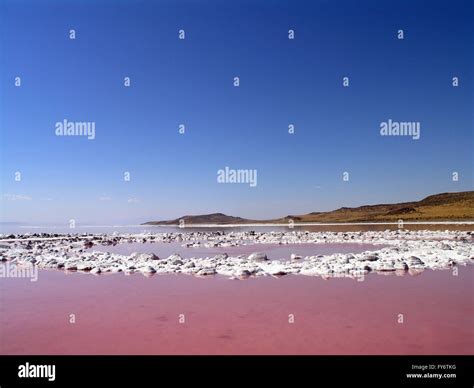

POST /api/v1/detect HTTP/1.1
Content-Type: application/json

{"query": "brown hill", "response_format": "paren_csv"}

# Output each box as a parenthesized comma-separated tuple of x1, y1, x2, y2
(143, 213, 256, 225)
(143, 191, 474, 225)
(282, 191, 474, 223)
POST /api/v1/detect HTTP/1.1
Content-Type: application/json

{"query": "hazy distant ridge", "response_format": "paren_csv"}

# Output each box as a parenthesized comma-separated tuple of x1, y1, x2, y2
(143, 191, 474, 225)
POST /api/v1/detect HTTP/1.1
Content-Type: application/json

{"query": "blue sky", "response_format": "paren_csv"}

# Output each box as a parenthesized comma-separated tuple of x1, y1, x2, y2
(1, 0, 473, 224)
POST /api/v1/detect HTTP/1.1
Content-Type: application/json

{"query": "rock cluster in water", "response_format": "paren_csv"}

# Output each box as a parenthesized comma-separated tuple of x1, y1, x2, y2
(0, 230, 472, 280)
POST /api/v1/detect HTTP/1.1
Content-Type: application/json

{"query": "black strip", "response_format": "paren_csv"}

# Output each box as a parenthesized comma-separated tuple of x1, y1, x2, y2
(0, 355, 471, 387)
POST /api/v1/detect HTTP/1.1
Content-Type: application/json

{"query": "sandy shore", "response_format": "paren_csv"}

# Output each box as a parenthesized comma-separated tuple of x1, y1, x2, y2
(1, 229, 472, 279)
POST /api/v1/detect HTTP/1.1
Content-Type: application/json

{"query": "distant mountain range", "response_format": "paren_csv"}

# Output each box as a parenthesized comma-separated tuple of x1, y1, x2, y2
(143, 191, 474, 225)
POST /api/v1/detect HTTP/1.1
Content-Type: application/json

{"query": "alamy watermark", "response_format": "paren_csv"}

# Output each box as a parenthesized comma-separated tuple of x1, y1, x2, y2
(55, 119, 95, 140)
(380, 119, 420, 140)
(18, 362, 55, 382)
(217, 166, 257, 187)
(0, 262, 38, 282)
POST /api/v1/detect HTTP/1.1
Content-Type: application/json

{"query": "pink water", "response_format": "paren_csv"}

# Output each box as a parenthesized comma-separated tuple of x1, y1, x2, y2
(1, 264, 472, 355)
(90, 242, 383, 260)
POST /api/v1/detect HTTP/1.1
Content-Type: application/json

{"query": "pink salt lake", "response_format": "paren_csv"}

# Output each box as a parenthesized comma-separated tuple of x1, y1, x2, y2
(1, 257, 472, 354)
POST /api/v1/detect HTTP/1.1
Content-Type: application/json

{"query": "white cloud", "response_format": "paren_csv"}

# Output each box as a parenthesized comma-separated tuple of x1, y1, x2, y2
(127, 197, 139, 204)
(99, 195, 112, 201)
(3, 194, 32, 201)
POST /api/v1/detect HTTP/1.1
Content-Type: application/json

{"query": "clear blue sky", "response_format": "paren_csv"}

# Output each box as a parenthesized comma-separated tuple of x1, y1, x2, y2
(1, 0, 473, 224)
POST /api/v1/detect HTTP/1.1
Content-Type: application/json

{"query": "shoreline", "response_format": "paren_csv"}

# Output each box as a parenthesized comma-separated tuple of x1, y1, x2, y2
(1, 229, 472, 280)
(143, 221, 474, 227)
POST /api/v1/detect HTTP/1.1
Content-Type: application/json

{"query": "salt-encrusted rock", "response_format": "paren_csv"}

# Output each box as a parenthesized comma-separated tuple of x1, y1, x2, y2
(291, 254, 302, 260)
(237, 269, 252, 278)
(378, 262, 396, 271)
(197, 268, 217, 276)
(90, 267, 101, 274)
(344, 254, 355, 263)
(214, 253, 228, 260)
(64, 263, 77, 271)
(394, 262, 409, 271)
(77, 263, 93, 271)
(247, 252, 268, 262)
(167, 254, 183, 263)
(141, 266, 157, 274)
(407, 256, 424, 268)
(138, 253, 159, 261)
(1, 229, 472, 280)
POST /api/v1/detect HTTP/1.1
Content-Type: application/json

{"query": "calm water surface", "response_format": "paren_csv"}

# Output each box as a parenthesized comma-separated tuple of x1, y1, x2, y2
(1, 264, 472, 355)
